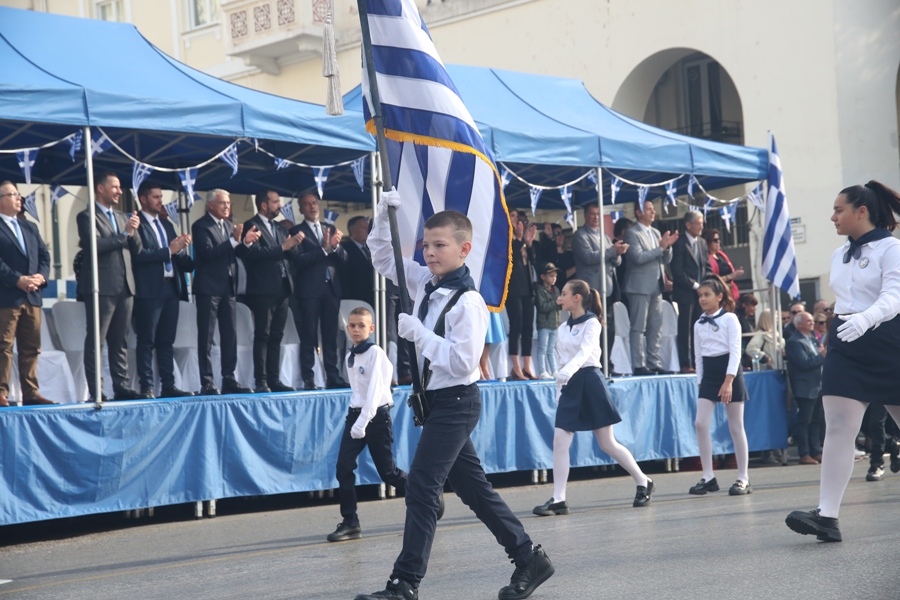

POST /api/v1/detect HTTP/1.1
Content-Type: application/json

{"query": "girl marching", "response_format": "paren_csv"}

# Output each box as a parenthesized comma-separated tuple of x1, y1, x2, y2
(786, 181, 900, 542)
(689, 275, 752, 497)
(533, 279, 653, 516)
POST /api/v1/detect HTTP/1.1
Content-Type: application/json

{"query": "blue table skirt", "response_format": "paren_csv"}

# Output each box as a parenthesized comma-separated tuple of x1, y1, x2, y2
(0, 371, 787, 525)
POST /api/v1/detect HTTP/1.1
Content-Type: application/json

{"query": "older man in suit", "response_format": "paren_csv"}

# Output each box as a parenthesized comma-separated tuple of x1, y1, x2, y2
(572, 203, 628, 343)
(192, 189, 258, 396)
(0, 181, 53, 407)
(290, 192, 349, 390)
(132, 181, 195, 399)
(623, 200, 678, 376)
(240, 190, 303, 393)
(341, 215, 375, 309)
(786, 311, 826, 465)
(77, 172, 143, 401)
(670, 210, 711, 372)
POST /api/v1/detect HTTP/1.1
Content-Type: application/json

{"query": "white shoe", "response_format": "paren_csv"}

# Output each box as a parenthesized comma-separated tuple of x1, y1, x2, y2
(538, 371, 551, 380)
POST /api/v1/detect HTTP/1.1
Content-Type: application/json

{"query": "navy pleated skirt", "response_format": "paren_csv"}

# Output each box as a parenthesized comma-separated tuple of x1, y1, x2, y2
(698, 353, 748, 403)
(821, 314, 900, 405)
(555, 367, 622, 432)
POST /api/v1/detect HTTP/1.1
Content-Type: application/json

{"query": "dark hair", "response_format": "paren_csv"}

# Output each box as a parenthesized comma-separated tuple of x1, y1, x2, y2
(94, 171, 118, 191)
(347, 215, 367, 230)
(136, 180, 160, 199)
(584, 204, 600, 215)
(700, 227, 720, 246)
(424, 210, 472, 243)
(349, 306, 372, 319)
(736, 293, 758, 309)
(839, 180, 900, 231)
(565, 279, 605, 325)
(613, 217, 633, 239)
(698, 274, 735, 312)
(0, 180, 15, 190)
(255, 189, 278, 211)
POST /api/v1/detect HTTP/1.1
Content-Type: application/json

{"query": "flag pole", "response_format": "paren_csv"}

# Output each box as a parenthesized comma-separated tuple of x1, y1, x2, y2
(357, 0, 424, 394)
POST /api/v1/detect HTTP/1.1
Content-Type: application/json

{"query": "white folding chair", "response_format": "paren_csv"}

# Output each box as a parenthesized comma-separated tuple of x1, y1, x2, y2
(212, 302, 256, 389)
(611, 301, 632, 374)
(660, 301, 680, 372)
(280, 307, 302, 388)
(51, 301, 90, 401)
(172, 301, 200, 392)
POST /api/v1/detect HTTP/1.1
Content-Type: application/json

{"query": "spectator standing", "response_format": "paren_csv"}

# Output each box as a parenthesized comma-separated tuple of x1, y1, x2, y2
(538, 222, 576, 289)
(703, 228, 743, 300)
(812, 312, 828, 345)
(507, 210, 538, 380)
(670, 210, 711, 372)
(623, 200, 678, 375)
(341, 215, 375, 309)
(0, 181, 53, 406)
(785, 311, 826, 465)
(533, 263, 561, 379)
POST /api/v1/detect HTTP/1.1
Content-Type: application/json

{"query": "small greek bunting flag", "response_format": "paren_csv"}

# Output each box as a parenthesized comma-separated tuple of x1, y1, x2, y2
(67, 131, 82, 162)
(50, 184, 67, 206)
(528, 186, 542, 216)
(500, 167, 512, 191)
(609, 177, 622, 204)
(719, 201, 739, 233)
(314, 167, 331, 199)
(132, 162, 153, 193)
(322, 209, 339, 226)
(280, 201, 295, 223)
(274, 157, 291, 171)
(178, 168, 199, 208)
(747, 182, 765, 212)
(221, 143, 239, 177)
(687, 175, 696, 199)
(636, 185, 649, 205)
(164, 201, 179, 221)
(22, 192, 39, 221)
(90, 132, 112, 157)
(351, 157, 366, 191)
(16, 149, 37, 185)
(610, 210, 623, 223)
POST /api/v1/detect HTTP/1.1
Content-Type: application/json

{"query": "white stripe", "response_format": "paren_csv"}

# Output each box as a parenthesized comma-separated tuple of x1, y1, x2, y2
(377, 74, 479, 132)
(369, 13, 444, 67)
(424, 146, 451, 215)
(397, 142, 425, 258)
(464, 159, 496, 289)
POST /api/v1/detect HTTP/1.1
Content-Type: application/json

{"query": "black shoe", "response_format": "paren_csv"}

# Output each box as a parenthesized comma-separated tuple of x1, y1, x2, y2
(498, 545, 555, 600)
(221, 380, 252, 395)
(326, 522, 361, 542)
(866, 465, 885, 481)
(113, 388, 142, 401)
(138, 388, 155, 399)
(354, 578, 418, 600)
(436, 491, 445, 521)
(199, 383, 220, 396)
(728, 480, 752, 495)
(609, 371, 623, 377)
(633, 478, 654, 507)
(90, 393, 110, 403)
(652, 367, 675, 375)
(303, 378, 322, 391)
(689, 477, 719, 495)
(785, 508, 842, 542)
(268, 380, 295, 393)
(892, 443, 900, 474)
(254, 382, 272, 394)
(161, 387, 194, 398)
(326, 377, 350, 389)
(532, 498, 569, 516)
(632, 367, 655, 376)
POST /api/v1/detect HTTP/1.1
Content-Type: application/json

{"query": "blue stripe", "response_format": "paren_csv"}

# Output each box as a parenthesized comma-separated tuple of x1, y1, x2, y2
(481, 176, 511, 308)
(380, 103, 488, 156)
(372, 45, 463, 100)
(412, 144, 433, 267)
(386, 137, 403, 192)
(444, 152, 475, 215)
(367, 0, 402, 17)
(762, 188, 785, 262)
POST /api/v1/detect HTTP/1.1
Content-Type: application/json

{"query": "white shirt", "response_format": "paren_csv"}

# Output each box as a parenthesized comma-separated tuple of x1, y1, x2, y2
(368, 207, 487, 390)
(211, 215, 240, 248)
(685, 232, 700, 289)
(693, 309, 742, 382)
(346, 344, 394, 433)
(141, 210, 174, 279)
(0, 213, 22, 245)
(829, 236, 900, 326)
(306, 219, 330, 256)
(555, 314, 602, 381)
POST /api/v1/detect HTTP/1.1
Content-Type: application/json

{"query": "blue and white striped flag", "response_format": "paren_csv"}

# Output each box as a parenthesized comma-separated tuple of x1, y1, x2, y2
(636, 184, 649, 206)
(280, 200, 295, 224)
(16, 149, 37, 185)
(361, 0, 511, 309)
(500, 167, 512, 191)
(609, 176, 622, 204)
(746, 182, 764, 212)
(178, 168, 199, 208)
(221, 143, 239, 177)
(164, 200, 179, 222)
(50, 184, 67, 206)
(762, 133, 799, 298)
(314, 167, 331, 199)
(351, 156, 367, 191)
(528, 186, 542, 216)
(322, 209, 339, 226)
(132, 161, 153, 193)
(560, 185, 573, 226)
(703, 196, 717, 217)
(67, 130, 82, 162)
(22, 192, 39, 222)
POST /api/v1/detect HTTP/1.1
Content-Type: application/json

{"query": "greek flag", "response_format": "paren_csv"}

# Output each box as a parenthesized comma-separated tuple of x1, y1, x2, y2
(559, 185, 573, 226)
(50, 184, 67, 206)
(587, 169, 599, 191)
(703, 196, 716, 217)
(746, 182, 764, 212)
(664, 180, 678, 209)
(178, 168, 199, 208)
(687, 175, 696, 199)
(22, 192, 39, 222)
(500, 167, 511, 191)
(314, 167, 331, 199)
(761, 134, 799, 298)
(322, 209, 339, 226)
(132, 161, 153, 193)
(609, 176, 622, 204)
(16, 149, 37, 185)
(221, 143, 239, 177)
(90, 132, 112, 156)
(164, 201, 179, 222)
(528, 186, 542, 216)
(719, 201, 739, 233)
(636, 185, 649, 206)
(67, 131, 82, 162)
(361, 0, 511, 309)
(351, 156, 367, 191)
(280, 201, 295, 224)
(610, 210, 623, 223)
(274, 157, 291, 171)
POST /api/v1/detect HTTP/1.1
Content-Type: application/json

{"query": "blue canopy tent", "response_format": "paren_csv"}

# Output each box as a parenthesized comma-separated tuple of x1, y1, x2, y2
(345, 64, 768, 209)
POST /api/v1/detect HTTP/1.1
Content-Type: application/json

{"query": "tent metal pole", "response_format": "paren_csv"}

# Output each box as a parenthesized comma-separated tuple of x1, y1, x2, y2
(370, 151, 386, 350)
(598, 167, 609, 377)
(84, 126, 103, 408)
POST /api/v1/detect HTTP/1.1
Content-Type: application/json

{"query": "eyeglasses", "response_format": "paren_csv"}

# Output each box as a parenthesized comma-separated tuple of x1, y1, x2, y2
(554, 232, 564, 237)
(711, 238, 720, 242)
(815, 321, 826, 325)
(791, 310, 803, 315)
(0, 192, 21, 199)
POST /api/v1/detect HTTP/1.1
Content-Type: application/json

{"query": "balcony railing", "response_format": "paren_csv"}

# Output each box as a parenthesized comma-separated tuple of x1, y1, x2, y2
(669, 120, 743, 145)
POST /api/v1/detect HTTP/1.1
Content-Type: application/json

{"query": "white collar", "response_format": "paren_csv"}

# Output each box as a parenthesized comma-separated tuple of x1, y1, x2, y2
(140, 210, 159, 224)
(0, 213, 17, 225)
(686, 232, 697, 244)
(97, 202, 114, 215)
(636, 221, 652, 233)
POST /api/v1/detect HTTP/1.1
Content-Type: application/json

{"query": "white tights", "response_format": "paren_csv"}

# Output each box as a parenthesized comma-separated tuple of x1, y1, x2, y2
(552, 427, 648, 502)
(818, 396, 900, 518)
(694, 398, 749, 484)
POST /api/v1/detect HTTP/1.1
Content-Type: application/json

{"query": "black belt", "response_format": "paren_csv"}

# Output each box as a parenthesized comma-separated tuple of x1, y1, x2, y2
(424, 383, 475, 401)
(348, 404, 393, 415)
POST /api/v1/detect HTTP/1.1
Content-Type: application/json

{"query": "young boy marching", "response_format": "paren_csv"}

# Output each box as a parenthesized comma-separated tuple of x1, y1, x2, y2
(355, 191, 554, 600)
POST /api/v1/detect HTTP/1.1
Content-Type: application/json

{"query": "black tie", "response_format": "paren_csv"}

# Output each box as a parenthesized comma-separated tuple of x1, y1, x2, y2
(417, 265, 476, 321)
(843, 228, 891, 263)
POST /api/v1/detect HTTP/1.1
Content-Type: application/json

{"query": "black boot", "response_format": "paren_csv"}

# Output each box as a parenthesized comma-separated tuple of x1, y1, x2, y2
(498, 545, 554, 600)
(785, 508, 842, 542)
(354, 578, 417, 600)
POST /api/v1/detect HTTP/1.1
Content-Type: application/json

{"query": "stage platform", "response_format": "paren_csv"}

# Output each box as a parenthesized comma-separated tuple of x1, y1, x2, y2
(0, 372, 787, 526)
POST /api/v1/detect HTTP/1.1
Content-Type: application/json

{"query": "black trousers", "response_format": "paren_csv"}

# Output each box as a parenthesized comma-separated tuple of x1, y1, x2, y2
(247, 279, 290, 384)
(336, 405, 407, 527)
(134, 279, 180, 390)
(676, 295, 703, 368)
(794, 397, 824, 458)
(392, 384, 532, 586)
(506, 294, 534, 356)
(298, 285, 341, 384)
(84, 290, 132, 398)
(196, 292, 237, 386)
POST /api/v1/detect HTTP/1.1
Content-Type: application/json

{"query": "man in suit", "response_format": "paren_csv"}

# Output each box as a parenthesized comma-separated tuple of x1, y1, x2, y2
(290, 192, 349, 390)
(340, 215, 375, 309)
(785, 311, 826, 465)
(193, 189, 258, 396)
(670, 210, 711, 373)
(623, 200, 678, 376)
(572, 204, 628, 343)
(131, 181, 194, 398)
(0, 181, 54, 407)
(77, 172, 143, 401)
(240, 189, 303, 393)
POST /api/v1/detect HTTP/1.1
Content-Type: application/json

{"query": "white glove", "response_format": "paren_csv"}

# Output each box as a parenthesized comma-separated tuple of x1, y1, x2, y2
(378, 189, 402, 217)
(836, 312, 875, 343)
(555, 372, 570, 386)
(398, 313, 427, 344)
(350, 423, 366, 439)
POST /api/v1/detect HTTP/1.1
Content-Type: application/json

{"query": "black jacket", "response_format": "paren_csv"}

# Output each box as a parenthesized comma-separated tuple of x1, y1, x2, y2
(0, 217, 50, 308)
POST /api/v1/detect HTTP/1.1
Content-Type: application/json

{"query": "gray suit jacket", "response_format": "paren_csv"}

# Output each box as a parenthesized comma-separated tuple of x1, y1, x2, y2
(623, 223, 671, 295)
(76, 206, 142, 297)
(571, 226, 620, 296)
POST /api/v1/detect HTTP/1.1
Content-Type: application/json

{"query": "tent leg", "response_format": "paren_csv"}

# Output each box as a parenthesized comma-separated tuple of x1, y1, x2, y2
(598, 167, 609, 377)
(83, 126, 103, 408)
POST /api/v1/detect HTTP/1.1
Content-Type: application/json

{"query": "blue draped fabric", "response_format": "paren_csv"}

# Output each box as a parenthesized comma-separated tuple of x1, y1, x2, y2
(0, 372, 786, 525)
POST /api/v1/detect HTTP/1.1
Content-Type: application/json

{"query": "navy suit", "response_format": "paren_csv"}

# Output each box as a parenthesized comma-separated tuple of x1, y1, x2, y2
(132, 213, 194, 391)
(290, 220, 347, 385)
(671, 234, 711, 368)
(0, 216, 50, 399)
(786, 330, 826, 457)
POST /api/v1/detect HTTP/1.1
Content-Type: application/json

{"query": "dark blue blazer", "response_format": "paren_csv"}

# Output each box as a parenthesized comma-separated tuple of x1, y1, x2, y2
(238, 214, 295, 296)
(0, 216, 50, 308)
(132, 213, 194, 300)
(290, 220, 347, 299)
(785, 331, 825, 399)
(192, 213, 239, 297)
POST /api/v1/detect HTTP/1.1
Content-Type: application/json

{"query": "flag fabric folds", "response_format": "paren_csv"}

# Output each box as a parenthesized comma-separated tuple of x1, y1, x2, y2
(360, 0, 511, 310)
(22, 192, 39, 222)
(762, 134, 800, 299)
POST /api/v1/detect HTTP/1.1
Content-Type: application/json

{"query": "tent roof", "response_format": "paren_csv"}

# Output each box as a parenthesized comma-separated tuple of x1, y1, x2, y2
(0, 6, 375, 198)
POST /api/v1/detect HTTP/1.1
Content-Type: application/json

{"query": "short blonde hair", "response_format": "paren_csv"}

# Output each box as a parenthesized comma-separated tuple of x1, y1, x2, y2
(424, 210, 472, 244)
